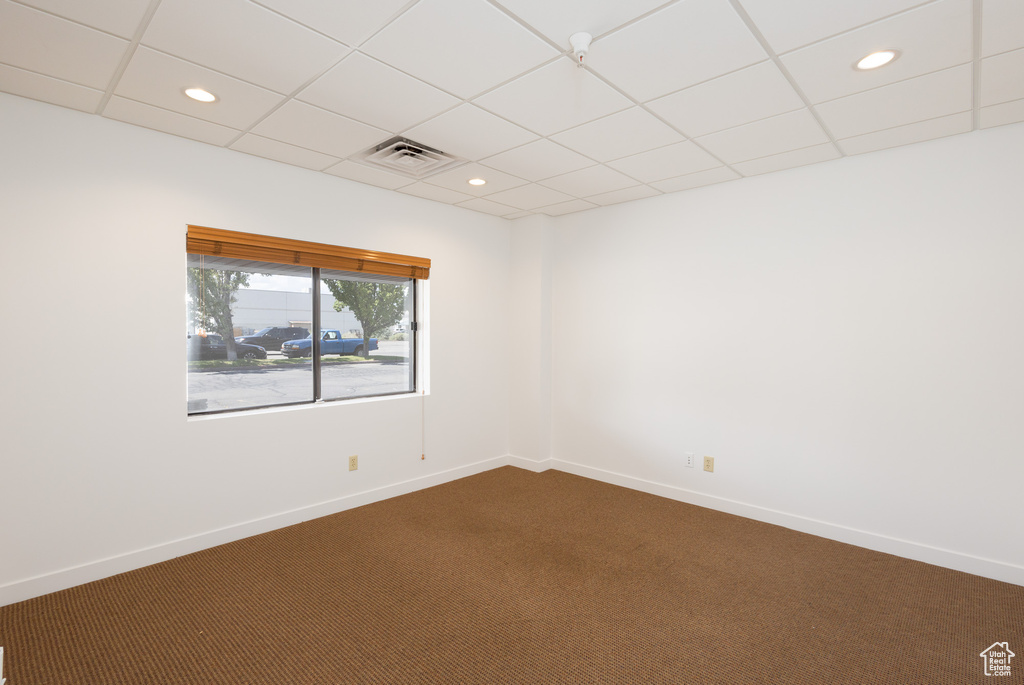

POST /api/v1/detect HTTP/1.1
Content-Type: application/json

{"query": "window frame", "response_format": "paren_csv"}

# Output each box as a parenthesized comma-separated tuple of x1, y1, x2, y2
(186, 226, 427, 417)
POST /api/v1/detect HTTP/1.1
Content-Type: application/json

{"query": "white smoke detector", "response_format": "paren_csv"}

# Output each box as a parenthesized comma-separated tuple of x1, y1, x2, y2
(569, 32, 592, 68)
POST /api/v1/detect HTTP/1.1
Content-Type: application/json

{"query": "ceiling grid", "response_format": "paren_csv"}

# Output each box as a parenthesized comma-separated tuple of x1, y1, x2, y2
(0, 0, 1018, 218)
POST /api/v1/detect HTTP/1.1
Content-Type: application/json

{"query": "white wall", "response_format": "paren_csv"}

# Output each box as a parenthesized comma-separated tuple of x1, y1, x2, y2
(4, 90, 1022, 604)
(508, 216, 554, 466)
(544, 123, 1024, 585)
(0, 93, 512, 604)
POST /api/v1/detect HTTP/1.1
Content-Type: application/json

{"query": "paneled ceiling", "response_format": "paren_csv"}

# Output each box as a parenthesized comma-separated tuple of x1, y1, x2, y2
(2, 0, 1022, 219)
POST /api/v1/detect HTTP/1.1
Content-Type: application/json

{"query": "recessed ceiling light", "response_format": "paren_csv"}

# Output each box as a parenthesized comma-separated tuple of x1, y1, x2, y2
(467, 178, 487, 186)
(855, 50, 899, 71)
(184, 87, 217, 103)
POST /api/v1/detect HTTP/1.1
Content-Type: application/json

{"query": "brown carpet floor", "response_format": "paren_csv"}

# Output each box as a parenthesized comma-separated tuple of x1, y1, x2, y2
(1, 467, 1021, 684)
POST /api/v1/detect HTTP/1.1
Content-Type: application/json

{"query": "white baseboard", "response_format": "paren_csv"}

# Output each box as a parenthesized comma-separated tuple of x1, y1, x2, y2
(549, 458, 1024, 588)
(0, 455, 512, 607)
(6, 454, 1019, 607)
(506, 455, 552, 472)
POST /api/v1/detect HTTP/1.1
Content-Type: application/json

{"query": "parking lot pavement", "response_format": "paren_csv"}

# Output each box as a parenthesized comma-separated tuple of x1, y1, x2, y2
(188, 354, 413, 412)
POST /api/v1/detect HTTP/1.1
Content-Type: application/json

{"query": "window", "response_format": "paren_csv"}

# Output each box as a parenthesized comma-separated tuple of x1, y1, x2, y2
(186, 226, 428, 416)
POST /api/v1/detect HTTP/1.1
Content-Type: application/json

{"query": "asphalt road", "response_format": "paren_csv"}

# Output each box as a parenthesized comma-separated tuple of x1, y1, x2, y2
(188, 341, 413, 412)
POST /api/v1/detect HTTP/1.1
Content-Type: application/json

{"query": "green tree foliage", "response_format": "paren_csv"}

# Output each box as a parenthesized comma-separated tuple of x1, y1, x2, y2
(323, 279, 407, 358)
(187, 267, 252, 360)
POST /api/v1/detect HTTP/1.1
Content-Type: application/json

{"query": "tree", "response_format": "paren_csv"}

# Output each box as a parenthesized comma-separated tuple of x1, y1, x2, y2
(323, 279, 406, 358)
(187, 267, 252, 360)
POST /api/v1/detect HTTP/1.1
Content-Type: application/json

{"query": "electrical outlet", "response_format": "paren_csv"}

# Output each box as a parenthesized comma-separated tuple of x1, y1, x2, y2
(703, 456, 714, 473)
(685, 452, 695, 468)
(348, 455, 358, 471)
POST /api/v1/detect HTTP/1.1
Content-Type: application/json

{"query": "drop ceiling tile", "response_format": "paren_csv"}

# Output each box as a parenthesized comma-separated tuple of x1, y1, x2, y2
(651, 166, 740, 193)
(646, 61, 805, 138)
(550, 107, 685, 163)
(782, 0, 971, 105)
(607, 141, 722, 183)
(981, 48, 1024, 106)
(360, 0, 558, 99)
(494, 0, 671, 46)
(230, 133, 340, 170)
(479, 139, 593, 181)
(143, 0, 349, 94)
(732, 142, 840, 176)
(424, 163, 526, 196)
(114, 47, 285, 130)
(399, 182, 474, 204)
(737, 0, 927, 54)
(404, 104, 538, 161)
(696, 109, 829, 165)
(586, 184, 661, 206)
(539, 199, 598, 216)
(504, 210, 534, 220)
(587, 0, 765, 102)
(16, 0, 152, 39)
(252, 0, 411, 47)
(456, 197, 519, 216)
(0, 63, 103, 112)
(0, 2, 128, 90)
(298, 53, 459, 133)
(815, 64, 972, 139)
(103, 96, 241, 145)
(3, 0, 1005, 220)
(982, 0, 1024, 57)
(323, 160, 416, 190)
(484, 183, 574, 210)
(980, 98, 1024, 129)
(473, 57, 632, 136)
(539, 165, 637, 197)
(250, 100, 389, 159)
(838, 112, 971, 155)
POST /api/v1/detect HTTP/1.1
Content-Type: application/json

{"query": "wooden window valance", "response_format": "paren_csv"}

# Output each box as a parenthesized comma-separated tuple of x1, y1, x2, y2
(186, 225, 430, 280)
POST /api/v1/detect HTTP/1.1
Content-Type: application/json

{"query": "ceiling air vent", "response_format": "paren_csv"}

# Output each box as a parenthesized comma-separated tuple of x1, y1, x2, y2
(358, 136, 462, 179)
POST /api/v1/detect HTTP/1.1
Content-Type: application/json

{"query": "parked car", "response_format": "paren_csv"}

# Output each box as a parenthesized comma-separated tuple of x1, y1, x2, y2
(281, 330, 379, 358)
(188, 333, 267, 360)
(234, 326, 309, 351)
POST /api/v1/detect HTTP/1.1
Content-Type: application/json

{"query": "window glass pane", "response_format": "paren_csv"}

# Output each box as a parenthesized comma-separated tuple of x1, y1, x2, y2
(319, 269, 415, 400)
(187, 255, 313, 414)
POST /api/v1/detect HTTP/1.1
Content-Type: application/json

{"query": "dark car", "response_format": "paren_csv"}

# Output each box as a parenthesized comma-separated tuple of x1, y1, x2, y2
(187, 334, 267, 360)
(234, 326, 309, 351)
